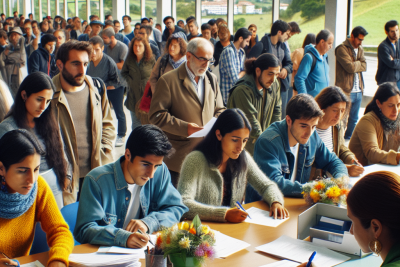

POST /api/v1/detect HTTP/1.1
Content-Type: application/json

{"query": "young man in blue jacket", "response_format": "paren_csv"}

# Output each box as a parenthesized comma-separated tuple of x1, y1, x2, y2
(27, 34, 57, 77)
(251, 94, 348, 198)
(74, 125, 188, 248)
(294, 29, 334, 97)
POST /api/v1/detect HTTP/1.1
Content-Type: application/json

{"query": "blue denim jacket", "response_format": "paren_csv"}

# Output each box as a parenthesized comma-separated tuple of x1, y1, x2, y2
(74, 156, 188, 247)
(254, 120, 348, 197)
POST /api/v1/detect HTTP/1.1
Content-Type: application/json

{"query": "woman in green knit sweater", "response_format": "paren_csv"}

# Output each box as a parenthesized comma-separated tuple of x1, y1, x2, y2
(177, 108, 289, 223)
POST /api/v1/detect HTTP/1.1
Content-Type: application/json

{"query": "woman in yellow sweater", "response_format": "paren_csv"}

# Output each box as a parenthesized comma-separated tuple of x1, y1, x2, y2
(0, 129, 73, 267)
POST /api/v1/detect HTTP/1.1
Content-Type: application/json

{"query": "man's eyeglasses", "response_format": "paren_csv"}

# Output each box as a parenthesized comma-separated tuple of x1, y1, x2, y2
(189, 51, 215, 65)
(356, 37, 364, 42)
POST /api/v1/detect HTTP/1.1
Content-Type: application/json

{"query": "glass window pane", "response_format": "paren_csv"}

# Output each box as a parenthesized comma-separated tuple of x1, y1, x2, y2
(129, 0, 141, 24)
(59, 0, 65, 17)
(177, 0, 195, 22)
(78, 0, 87, 21)
(145, 0, 157, 25)
(352, 0, 398, 47)
(233, 1, 272, 36)
(280, 0, 325, 51)
(67, 0, 75, 18)
(34, 0, 39, 20)
(0, 0, 3, 17)
(42, 0, 48, 17)
(91, 0, 100, 17)
(19, 0, 23, 15)
(201, 0, 227, 27)
(11, 0, 17, 17)
(50, 0, 55, 17)
(103, 0, 112, 20)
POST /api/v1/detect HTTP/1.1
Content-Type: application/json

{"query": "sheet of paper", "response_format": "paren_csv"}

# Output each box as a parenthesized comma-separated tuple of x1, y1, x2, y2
(244, 207, 289, 227)
(69, 252, 140, 267)
(350, 164, 400, 185)
(20, 261, 45, 267)
(259, 260, 300, 267)
(213, 230, 251, 258)
(256, 235, 350, 267)
(188, 117, 217, 138)
(97, 234, 156, 259)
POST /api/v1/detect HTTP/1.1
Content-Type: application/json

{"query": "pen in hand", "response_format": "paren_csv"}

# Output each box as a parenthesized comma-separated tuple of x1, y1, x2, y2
(0, 251, 18, 266)
(137, 229, 155, 246)
(306, 251, 317, 267)
(235, 201, 251, 219)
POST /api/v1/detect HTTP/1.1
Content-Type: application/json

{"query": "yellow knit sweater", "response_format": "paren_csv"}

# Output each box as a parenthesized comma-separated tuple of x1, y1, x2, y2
(0, 176, 74, 266)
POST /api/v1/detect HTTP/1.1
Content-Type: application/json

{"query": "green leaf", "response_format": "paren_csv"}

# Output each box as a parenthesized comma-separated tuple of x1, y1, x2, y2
(192, 214, 201, 231)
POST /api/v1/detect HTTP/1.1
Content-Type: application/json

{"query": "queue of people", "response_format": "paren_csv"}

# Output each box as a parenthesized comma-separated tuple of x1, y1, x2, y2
(0, 11, 400, 267)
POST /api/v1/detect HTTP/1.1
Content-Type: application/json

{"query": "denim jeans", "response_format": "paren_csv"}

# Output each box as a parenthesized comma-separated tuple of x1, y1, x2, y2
(41, 168, 63, 209)
(107, 86, 127, 137)
(281, 89, 289, 120)
(130, 111, 141, 130)
(344, 91, 362, 140)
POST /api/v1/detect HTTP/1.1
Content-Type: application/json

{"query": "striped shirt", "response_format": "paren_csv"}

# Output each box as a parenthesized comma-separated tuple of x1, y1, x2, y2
(316, 127, 334, 152)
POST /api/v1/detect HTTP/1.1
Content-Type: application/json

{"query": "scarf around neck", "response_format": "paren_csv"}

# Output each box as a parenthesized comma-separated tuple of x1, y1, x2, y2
(169, 55, 186, 69)
(0, 181, 38, 219)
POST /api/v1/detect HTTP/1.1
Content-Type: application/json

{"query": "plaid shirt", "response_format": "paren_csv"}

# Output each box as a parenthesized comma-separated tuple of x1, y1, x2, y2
(219, 42, 245, 104)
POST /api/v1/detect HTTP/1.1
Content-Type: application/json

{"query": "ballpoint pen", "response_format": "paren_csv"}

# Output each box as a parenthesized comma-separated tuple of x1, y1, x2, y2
(235, 201, 251, 219)
(306, 251, 317, 267)
(137, 229, 155, 246)
(1, 251, 19, 266)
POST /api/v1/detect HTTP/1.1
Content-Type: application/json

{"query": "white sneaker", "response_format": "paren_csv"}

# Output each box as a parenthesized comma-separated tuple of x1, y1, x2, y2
(115, 136, 125, 147)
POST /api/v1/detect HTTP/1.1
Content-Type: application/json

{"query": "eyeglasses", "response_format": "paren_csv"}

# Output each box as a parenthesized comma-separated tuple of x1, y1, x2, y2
(356, 37, 364, 42)
(189, 51, 215, 65)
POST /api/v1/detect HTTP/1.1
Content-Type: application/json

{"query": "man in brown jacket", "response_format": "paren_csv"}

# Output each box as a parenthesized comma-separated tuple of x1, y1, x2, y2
(52, 40, 116, 204)
(335, 26, 368, 140)
(149, 38, 225, 186)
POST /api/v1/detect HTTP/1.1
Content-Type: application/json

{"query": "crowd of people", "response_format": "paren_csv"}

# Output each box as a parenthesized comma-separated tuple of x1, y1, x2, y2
(0, 10, 400, 267)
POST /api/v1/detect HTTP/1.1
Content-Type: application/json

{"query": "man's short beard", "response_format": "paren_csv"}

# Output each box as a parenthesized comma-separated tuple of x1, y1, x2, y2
(61, 67, 85, 86)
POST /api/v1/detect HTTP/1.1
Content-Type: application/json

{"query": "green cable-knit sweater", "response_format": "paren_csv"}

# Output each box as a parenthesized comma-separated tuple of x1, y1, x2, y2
(177, 150, 284, 222)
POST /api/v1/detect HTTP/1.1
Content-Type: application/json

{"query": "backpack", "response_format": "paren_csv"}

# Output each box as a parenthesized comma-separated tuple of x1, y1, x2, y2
(91, 76, 106, 99)
(293, 52, 328, 91)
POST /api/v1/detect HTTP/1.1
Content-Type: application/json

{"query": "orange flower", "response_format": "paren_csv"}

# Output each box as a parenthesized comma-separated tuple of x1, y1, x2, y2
(156, 234, 162, 247)
(341, 188, 349, 196)
(189, 227, 196, 235)
(166, 235, 171, 244)
(310, 190, 321, 203)
(314, 182, 325, 191)
(326, 186, 341, 199)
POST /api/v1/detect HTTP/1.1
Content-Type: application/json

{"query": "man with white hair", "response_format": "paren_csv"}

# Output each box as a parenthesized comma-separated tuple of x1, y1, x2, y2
(149, 38, 225, 187)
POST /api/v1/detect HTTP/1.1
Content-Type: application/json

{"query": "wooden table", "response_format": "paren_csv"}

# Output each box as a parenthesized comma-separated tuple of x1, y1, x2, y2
(16, 198, 312, 267)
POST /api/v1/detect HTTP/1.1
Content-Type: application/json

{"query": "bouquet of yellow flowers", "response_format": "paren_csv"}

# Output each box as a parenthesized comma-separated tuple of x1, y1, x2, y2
(302, 176, 350, 206)
(156, 214, 216, 265)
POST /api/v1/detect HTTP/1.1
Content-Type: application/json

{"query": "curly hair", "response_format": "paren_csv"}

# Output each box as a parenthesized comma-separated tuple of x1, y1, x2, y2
(128, 36, 153, 62)
(164, 34, 187, 57)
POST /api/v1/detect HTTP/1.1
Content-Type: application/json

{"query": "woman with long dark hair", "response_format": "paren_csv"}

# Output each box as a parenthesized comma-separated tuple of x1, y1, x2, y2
(349, 82, 400, 166)
(177, 109, 288, 223)
(121, 36, 155, 129)
(0, 129, 73, 266)
(314, 86, 364, 177)
(347, 171, 400, 266)
(0, 72, 70, 208)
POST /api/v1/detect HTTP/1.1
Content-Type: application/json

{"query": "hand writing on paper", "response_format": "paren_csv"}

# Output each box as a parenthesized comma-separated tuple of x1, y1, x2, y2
(346, 159, 364, 176)
(270, 202, 289, 219)
(187, 123, 203, 136)
(225, 208, 248, 223)
(297, 263, 314, 267)
(48, 260, 67, 267)
(125, 219, 148, 234)
(126, 232, 150, 248)
(0, 258, 18, 266)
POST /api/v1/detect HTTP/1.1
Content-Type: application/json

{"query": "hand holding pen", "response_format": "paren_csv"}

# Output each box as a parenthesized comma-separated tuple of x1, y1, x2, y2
(224, 201, 250, 223)
(0, 252, 19, 266)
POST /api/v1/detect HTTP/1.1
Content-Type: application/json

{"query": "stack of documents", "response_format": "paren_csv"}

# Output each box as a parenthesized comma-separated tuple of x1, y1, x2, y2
(21, 261, 45, 267)
(69, 252, 141, 267)
(213, 230, 251, 258)
(244, 207, 289, 227)
(256, 235, 350, 267)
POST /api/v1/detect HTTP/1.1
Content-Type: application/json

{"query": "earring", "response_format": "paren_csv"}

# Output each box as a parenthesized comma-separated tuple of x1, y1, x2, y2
(369, 239, 382, 256)
(0, 175, 7, 193)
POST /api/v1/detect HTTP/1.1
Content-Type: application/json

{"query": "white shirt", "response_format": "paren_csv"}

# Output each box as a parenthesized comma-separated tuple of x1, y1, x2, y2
(122, 183, 141, 229)
(316, 127, 334, 152)
(185, 62, 205, 105)
(290, 143, 300, 182)
(351, 48, 361, 93)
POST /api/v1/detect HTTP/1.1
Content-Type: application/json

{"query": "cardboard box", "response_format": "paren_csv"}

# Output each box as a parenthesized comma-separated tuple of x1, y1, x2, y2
(297, 203, 363, 257)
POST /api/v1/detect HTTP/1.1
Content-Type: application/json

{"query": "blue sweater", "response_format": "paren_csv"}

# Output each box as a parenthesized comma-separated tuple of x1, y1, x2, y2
(294, 44, 330, 97)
